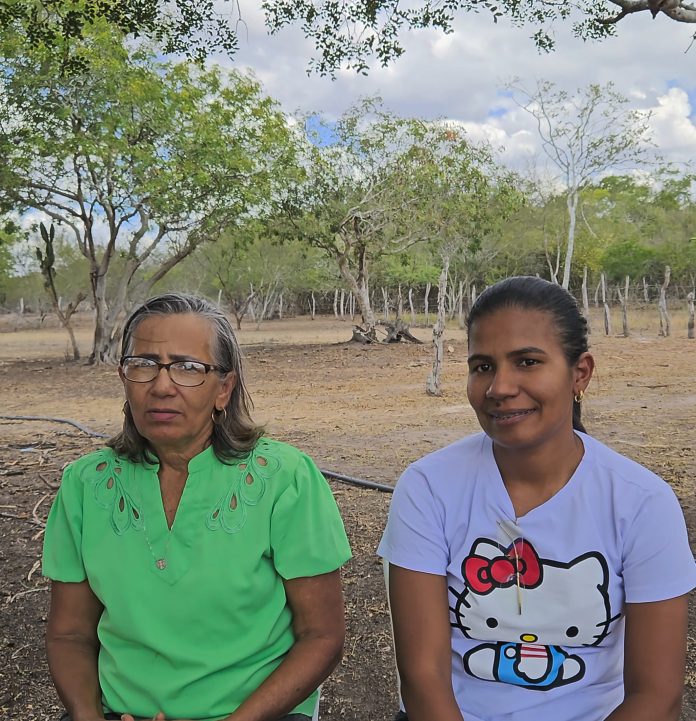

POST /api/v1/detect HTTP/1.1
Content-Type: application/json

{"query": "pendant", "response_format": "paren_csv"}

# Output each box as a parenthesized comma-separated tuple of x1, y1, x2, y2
(155, 558, 167, 570)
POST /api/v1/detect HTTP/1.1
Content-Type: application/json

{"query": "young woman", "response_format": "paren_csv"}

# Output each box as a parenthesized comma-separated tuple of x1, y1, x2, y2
(379, 276, 695, 721)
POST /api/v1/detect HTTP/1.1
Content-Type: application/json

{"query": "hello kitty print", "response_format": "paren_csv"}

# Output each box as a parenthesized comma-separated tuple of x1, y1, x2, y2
(450, 537, 620, 690)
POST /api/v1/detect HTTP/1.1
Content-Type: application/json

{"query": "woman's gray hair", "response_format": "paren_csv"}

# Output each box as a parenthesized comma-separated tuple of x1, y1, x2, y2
(108, 292, 264, 463)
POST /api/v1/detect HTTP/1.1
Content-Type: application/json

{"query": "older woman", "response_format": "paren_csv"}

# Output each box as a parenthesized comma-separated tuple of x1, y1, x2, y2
(43, 293, 351, 721)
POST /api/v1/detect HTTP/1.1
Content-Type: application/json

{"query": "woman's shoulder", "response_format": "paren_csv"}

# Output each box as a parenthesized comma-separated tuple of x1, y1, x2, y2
(581, 432, 671, 495)
(63, 447, 122, 477)
(410, 432, 489, 474)
(251, 437, 310, 464)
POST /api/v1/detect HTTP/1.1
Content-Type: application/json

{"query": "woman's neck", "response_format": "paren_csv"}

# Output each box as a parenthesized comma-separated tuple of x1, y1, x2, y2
(493, 432, 585, 518)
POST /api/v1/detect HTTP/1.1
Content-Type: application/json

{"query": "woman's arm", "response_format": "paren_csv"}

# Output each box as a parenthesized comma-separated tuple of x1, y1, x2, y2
(605, 595, 689, 721)
(389, 564, 464, 721)
(46, 580, 106, 721)
(222, 569, 345, 721)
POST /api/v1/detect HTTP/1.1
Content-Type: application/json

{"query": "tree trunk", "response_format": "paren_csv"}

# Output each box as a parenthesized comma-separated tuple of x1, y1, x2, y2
(601, 273, 611, 336)
(333, 289, 339, 319)
(687, 291, 694, 339)
(544, 236, 560, 284)
(336, 255, 375, 331)
(561, 189, 579, 290)
(424, 283, 431, 326)
(581, 266, 591, 335)
(642, 277, 649, 304)
(408, 288, 415, 326)
(426, 257, 449, 397)
(397, 285, 404, 321)
(340, 289, 345, 319)
(658, 266, 671, 337)
(617, 275, 630, 338)
(90, 272, 122, 364)
(310, 292, 316, 320)
(382, 287, 389, 322)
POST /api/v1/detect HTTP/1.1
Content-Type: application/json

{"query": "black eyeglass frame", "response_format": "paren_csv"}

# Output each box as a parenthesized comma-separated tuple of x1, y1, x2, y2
(120, 355, 223, 387)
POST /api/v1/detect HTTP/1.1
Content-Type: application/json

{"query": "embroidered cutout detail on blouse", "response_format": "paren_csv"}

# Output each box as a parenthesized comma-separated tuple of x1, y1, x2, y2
(91, 455, 143, 535)
(206, 443, 277, 533)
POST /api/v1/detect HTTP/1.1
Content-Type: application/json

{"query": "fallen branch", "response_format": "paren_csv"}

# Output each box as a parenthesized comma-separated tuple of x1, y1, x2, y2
(5, 586, 48, 604)
(0, 511, 45, 528)
(0, 415, 109, 438)
(27, 559, 41, 582)
(38, 473, 60, 490)
(31, 493, 50, 527)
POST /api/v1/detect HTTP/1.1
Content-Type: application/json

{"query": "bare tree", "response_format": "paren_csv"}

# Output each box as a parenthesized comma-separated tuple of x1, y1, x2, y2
(510, 81, 653, 289)
(658, 266, 672, 336)
(35, 223, 86, 359)
(426, 257, 450, 397)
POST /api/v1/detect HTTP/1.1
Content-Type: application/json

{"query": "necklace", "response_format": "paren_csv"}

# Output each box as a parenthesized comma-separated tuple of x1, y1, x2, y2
(140, 511, 174, 570)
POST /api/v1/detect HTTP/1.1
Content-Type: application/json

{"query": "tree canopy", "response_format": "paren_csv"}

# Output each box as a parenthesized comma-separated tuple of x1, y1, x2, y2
(4, 1, 695, 76)
(0, 22, 298, 362)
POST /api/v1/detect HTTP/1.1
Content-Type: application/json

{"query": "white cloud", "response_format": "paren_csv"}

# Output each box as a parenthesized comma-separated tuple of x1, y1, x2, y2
(216, 6, 696, 170)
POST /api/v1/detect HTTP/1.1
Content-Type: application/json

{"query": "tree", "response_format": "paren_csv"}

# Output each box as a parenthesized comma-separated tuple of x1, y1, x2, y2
(35, 222, 86, 359)
(266, 1, 696, 74)
(0, 24, 297, 362)
(196, 222, 332, 329)
(0, 217, 21, 305)
(279, 102, 517, 336)
(5, 1, 696, 76)
(510, 81, 654, 290)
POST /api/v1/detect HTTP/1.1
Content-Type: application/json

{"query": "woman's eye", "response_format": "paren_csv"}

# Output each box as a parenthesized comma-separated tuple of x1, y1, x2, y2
(519, 358, 538, 368)
(471, 363, 491, 374)
(177, 362, 202, 373)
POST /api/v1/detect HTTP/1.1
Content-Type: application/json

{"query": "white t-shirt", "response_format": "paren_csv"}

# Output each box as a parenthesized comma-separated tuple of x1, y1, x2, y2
(378, 432, 696, 721)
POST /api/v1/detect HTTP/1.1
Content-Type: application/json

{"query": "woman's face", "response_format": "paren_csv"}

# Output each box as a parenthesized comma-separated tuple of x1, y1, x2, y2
(119, 313, 235, 460)
(466, 307, 593, 454)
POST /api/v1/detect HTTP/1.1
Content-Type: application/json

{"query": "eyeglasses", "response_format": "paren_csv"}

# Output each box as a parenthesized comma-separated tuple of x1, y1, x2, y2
(120, 356, 222, 387)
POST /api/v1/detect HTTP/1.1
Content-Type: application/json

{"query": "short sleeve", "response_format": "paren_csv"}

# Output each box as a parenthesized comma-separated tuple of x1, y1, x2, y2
(377, 464, 448, 575)
(270, 453, 352, 579)
(42, 461, 87, 582)
(622, 483, 696, 603)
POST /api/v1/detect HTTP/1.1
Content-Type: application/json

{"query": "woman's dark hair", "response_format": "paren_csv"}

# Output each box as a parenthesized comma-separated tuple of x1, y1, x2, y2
(466, 276, 590, 433)
(108, 292, 264, 463)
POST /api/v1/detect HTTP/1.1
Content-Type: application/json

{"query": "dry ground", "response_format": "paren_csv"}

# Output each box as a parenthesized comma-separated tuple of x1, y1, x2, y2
(0, 308, 695, 721)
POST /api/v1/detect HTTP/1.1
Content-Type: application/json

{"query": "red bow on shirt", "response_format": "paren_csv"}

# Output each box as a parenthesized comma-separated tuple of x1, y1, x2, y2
(464, 539, 542, 594)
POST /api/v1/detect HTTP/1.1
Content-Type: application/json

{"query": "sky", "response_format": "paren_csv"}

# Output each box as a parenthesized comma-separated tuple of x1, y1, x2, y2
(218, 4, 696, 175)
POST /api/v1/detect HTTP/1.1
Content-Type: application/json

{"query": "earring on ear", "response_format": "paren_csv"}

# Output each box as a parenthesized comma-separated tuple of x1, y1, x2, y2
(212, 407, 228, 424)
(574, 389, 585, 404)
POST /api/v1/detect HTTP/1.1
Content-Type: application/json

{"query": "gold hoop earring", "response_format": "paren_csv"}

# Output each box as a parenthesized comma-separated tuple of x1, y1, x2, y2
(574, 389, 585, 404)
(212, 407, 227, 424)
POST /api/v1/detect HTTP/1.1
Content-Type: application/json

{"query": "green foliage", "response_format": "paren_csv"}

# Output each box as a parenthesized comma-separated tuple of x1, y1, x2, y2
(0, 0, 238, 70)
(263, 1, 692, 76)
(0, 23, 298, 359)
(0, 218, 20, 303)
(601, 238, 659, 282)
(3, 1, 690, 77)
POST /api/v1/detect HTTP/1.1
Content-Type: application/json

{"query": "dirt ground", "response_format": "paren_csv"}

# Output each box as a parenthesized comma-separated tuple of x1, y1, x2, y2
(1, 309, 695, 721)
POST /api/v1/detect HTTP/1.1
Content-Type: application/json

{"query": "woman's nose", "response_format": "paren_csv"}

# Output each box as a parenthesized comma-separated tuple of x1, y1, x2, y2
(150, 366, 177, 393)
(485, 369, 518, 399)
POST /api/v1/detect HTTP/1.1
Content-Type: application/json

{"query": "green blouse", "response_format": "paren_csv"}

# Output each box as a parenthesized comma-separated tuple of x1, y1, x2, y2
(42, 438, 352, 721)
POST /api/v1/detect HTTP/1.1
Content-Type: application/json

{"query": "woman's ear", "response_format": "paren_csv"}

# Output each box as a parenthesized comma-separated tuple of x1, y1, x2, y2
(216, 371, 237, 410)
(573, 352, 595, 394)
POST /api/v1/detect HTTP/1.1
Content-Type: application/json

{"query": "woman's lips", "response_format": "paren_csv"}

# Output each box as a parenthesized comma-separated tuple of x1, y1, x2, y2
(488, 408, 536, 425)
(146, 409, 181, 422)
